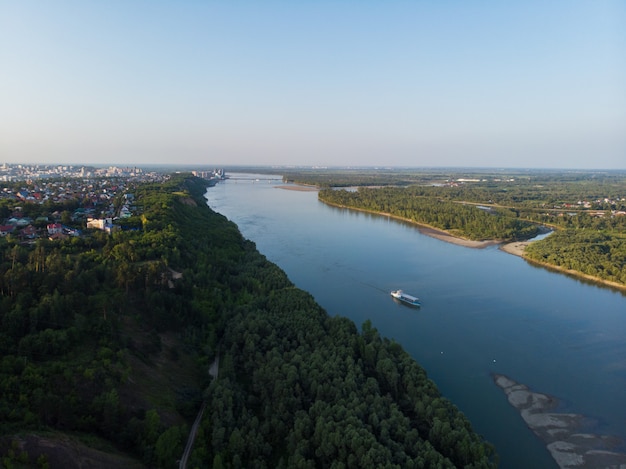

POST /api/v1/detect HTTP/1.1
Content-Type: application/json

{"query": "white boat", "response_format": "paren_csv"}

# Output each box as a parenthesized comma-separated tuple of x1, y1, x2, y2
(390, 289, 421, 307)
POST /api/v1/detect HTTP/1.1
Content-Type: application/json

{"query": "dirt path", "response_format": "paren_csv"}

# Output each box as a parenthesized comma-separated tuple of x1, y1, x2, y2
(179, 402, 206, 469)
(179, 356, 218, 469)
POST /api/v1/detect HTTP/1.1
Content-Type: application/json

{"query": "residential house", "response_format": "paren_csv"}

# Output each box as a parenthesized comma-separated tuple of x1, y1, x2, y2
(49, 232, 68, 241)
(0, 225, 15, 237)
(19, 225, 37, 239)
(87, 217, 119, 234)
(47, 223, 63, 235)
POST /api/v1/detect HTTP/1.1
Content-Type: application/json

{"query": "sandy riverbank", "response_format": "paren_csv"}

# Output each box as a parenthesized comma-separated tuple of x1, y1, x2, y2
(499, 242, 626, 291)
(417, 226, 501, 249)
(395, 222, 626, 291)
(320, 200, 501, 249)
(494, 374, 626, 468)
(499, 240, 531, 257)
(276, 185, 319, 192)
(315, 200, 626, 291)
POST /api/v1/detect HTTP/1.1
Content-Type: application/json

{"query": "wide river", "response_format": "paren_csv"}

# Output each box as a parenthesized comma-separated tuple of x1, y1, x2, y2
(205, 174, 626, 468)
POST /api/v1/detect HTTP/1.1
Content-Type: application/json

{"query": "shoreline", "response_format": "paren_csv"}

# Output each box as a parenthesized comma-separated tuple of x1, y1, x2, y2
(320, 199, 501, 248)
(499, 241, 626, 292)
(518, 256, 626, 292)
(499, 240, 531, 257)
(276, 184, 319, 192)
(320, 199, 626, 292)
(417, 225, 500, 249)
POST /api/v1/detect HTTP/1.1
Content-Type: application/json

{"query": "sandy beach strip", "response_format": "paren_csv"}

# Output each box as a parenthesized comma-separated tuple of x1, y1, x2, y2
(499, 241, 530, 257)
(275, 185, 319, 192)
(416, 226, 500, 249)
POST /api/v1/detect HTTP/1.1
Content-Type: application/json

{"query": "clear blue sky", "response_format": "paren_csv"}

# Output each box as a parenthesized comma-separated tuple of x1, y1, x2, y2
(1, 1, 625, 169)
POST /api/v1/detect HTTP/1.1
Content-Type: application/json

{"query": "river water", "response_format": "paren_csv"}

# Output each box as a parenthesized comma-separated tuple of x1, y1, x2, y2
(204, 174, 626, 468)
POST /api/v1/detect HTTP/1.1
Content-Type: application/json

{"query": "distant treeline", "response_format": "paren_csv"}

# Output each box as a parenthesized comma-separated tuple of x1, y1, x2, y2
(0, 175, 497, 467)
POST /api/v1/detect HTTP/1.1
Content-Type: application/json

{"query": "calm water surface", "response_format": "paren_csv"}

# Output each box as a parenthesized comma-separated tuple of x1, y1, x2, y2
(205, 174, 626, 468)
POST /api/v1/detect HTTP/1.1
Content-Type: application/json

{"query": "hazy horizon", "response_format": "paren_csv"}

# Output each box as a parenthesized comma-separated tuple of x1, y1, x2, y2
(2, 1, 625, 170)
(9, 163, 626, 175)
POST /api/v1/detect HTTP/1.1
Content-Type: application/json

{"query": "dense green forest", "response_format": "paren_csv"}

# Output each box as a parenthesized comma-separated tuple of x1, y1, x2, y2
(318, 187, 540, 241)
(0, 175, 496, 467)
(524, 230, 626, 285)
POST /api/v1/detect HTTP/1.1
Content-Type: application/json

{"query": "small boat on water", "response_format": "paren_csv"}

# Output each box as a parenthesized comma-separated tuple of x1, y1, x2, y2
(390, 289, 421, 307)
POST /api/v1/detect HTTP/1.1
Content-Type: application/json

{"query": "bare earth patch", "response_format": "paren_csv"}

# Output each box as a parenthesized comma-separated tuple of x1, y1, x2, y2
(180, 197, 197, 206)
(0, 434, 144, 469)
(168, 268, 183, 288)
(169, 267, 183, 279)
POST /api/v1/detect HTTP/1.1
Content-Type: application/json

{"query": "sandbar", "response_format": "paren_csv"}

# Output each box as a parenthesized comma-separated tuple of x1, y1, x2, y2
(494, 374, 626, 468)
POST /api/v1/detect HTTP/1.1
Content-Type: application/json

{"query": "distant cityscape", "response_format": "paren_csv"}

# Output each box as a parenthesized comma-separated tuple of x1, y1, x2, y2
(0, 163, 226, 183)
(0, 164, 225, 241)
(0, 163, 149, 181)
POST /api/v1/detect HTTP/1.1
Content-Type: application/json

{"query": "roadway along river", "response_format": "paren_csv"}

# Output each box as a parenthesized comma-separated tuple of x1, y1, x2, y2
(204, 174, 626, 468)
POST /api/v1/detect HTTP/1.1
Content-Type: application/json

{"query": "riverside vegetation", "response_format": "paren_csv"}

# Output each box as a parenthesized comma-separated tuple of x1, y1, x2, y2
(0, 174, 496, 468)
(309, 169, 626, 288)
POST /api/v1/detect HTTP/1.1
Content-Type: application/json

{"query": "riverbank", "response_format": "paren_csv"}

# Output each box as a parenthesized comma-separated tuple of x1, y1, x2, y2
(319, 199, 501, 248)
(500, 240, 531, 257)
(499, 242, 626, 292)
(276, 184, 319, 192)
(494, 374, 626, 468)
(320, 199, 626, 292)
(323, 191, 626, 284)
(524, 256, 626, 292)
(418, 226, 500, 248)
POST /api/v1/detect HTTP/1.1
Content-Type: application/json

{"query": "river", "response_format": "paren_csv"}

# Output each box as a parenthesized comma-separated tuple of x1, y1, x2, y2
(204, 174, 626, 468)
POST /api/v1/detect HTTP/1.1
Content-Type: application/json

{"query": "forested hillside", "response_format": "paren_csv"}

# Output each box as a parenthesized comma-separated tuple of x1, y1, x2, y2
(0, 175, 496, 468)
